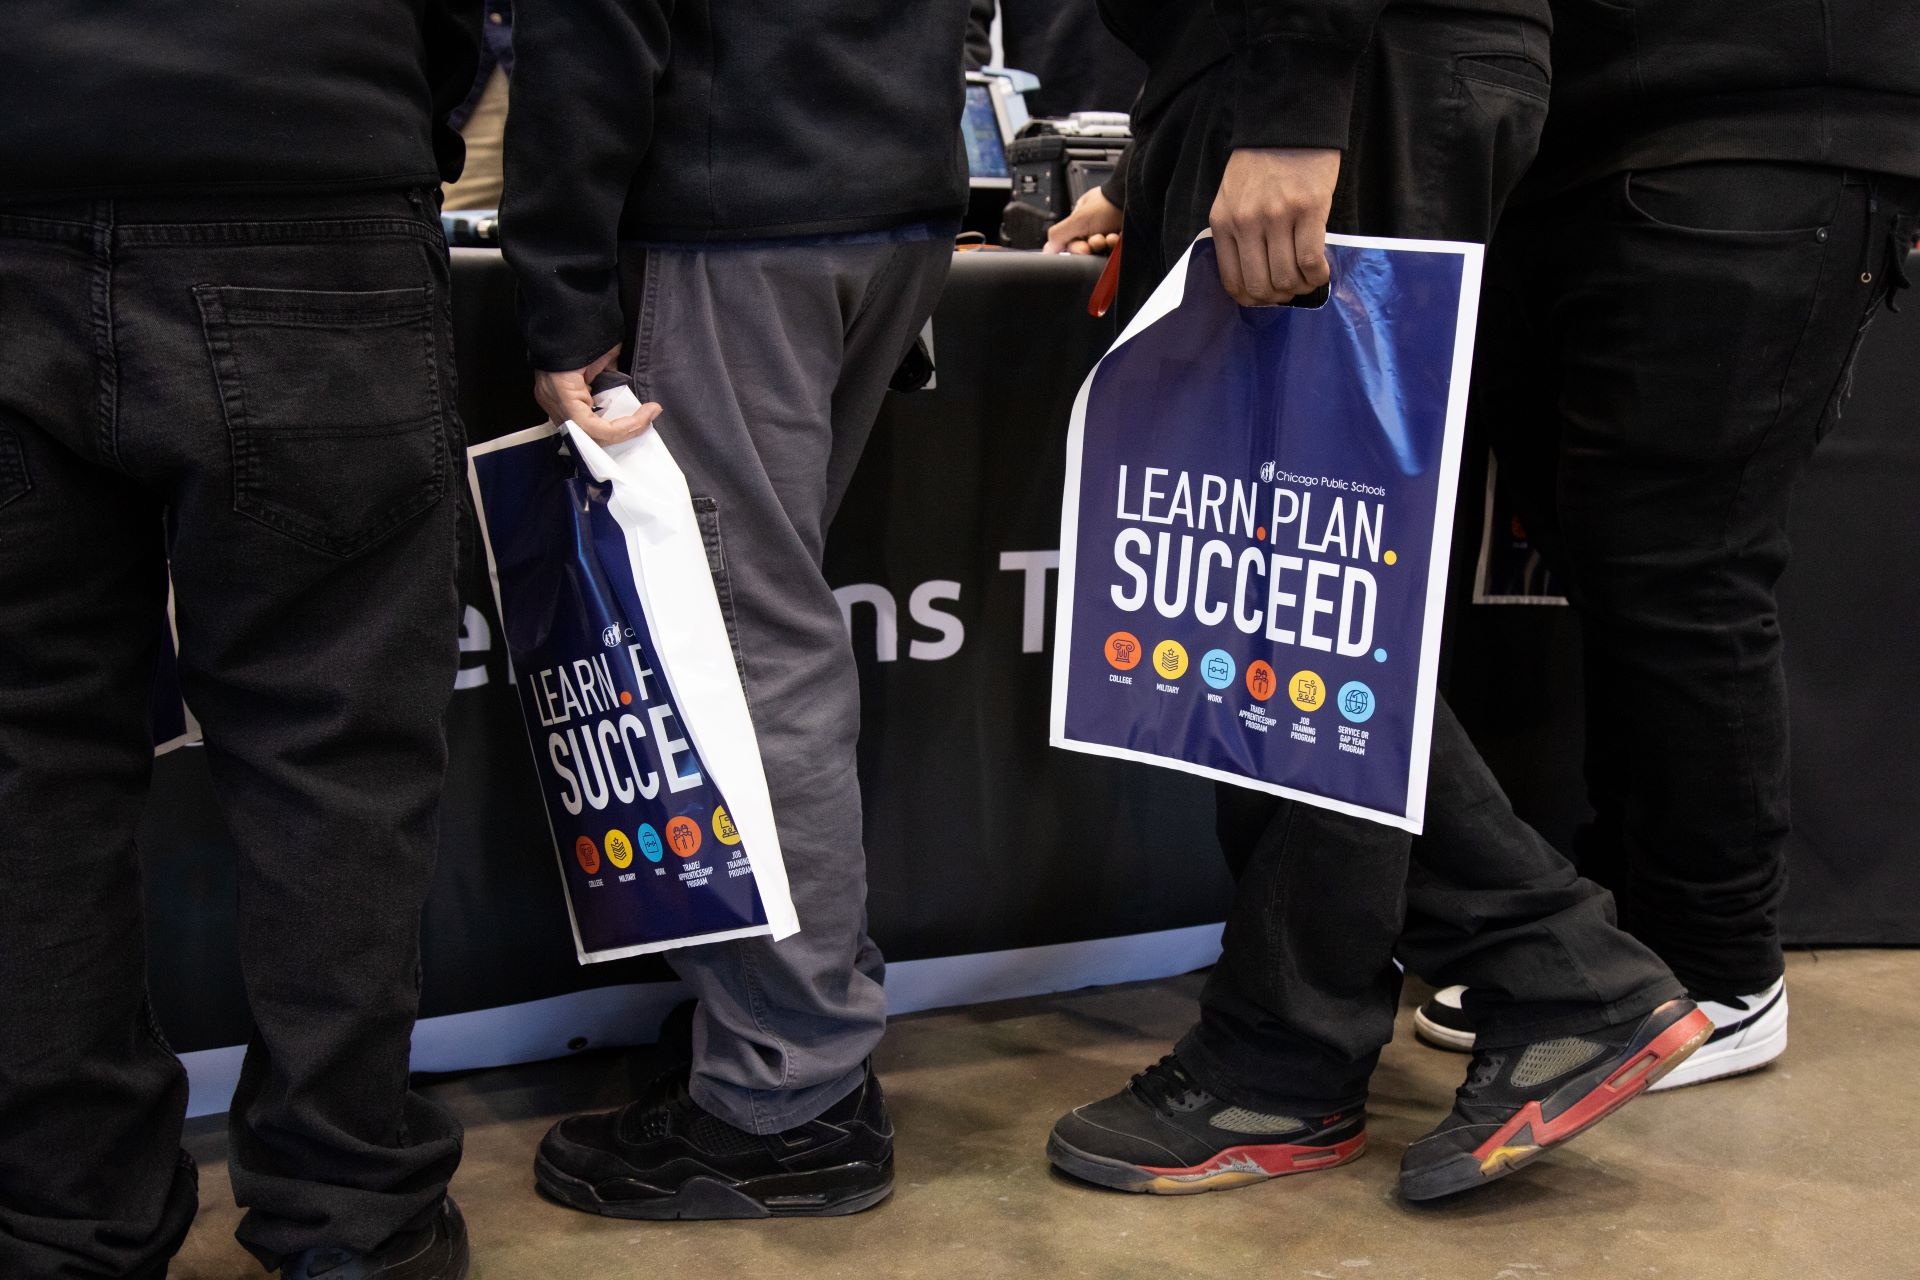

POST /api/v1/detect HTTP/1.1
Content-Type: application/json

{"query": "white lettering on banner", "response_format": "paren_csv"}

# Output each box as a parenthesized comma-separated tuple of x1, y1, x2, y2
(455, 606, 490, 691)
(836, 584, 899, 661)
(835, 580, 965, 663)
(908, 581, 965, 660)
(997, 550, 1059, 653)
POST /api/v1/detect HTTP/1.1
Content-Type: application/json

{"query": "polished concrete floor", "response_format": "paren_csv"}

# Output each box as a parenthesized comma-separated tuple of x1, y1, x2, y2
(174, 949, 1918, 1280)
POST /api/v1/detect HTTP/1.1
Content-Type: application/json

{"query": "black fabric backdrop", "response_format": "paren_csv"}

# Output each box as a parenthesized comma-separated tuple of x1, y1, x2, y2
(141, 249, 1920, 1057)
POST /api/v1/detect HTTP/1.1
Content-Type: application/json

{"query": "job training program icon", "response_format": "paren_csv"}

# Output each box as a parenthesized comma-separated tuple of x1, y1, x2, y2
(1338, 681, 1377, 724)
(1201, 649, 1236, 690)
(1289, 671, 1324, 712)
(1153, 639, 1188, 680)
(713, 806, 743, 846)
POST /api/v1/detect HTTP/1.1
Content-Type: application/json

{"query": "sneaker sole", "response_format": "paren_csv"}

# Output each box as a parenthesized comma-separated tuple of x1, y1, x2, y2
(1648, 1015, 1787, 1092)
(1412, 1007, 1477, 1053)
(1047, 1131, 1367, 1195)
(1401, 1004, 1712, 1203)
(534, 1153, 894, 1220)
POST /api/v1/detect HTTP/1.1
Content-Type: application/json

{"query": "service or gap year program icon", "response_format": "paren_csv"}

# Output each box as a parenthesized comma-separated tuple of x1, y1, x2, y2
(1049, 230, 1483, 832)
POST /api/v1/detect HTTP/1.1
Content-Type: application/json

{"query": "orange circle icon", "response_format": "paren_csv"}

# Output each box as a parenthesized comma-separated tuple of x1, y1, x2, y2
(574, 836, 601, 875)
(619, 690, 633, 706)
(665, 816, 703, 858)
(1106, 631, 1143, 670)
(1246, 660, 1278, 702)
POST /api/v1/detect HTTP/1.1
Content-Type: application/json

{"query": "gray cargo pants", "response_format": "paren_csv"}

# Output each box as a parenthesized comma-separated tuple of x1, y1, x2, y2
(624, 233, 952, 1133)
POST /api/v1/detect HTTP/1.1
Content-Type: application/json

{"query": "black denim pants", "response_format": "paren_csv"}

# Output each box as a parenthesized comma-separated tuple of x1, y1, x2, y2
(1117, 9, 1683, 1112)
(0, 191, 464, 1277)
(1474, 164, 1920, 998)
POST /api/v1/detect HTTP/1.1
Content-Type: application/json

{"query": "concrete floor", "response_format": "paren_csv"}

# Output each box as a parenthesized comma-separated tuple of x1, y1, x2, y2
(172, 949, 1918, 1280)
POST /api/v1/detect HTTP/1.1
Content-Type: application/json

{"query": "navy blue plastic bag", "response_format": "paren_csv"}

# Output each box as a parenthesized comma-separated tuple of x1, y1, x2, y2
(1050, 233, 1483, 832)
(469, 382, 797, 961)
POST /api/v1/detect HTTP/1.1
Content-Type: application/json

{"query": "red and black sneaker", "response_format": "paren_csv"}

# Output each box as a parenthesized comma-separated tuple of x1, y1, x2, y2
(1047, 1055, 1366, 1195)
(1399, 997, 1712, 1202)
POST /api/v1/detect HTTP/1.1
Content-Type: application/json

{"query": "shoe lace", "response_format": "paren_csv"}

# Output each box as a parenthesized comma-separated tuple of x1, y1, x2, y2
(1131, 1055, 1211, 1110)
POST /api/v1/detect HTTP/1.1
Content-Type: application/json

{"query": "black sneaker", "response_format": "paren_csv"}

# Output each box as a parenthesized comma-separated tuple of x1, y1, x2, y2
(1412, 985, 1477, 1052)
(1047, 1055, 1366, 1195)
(280, 1197, 469, 1280)
(1400, 998, 1711, 1202)
(535, 1063, 894, 1219)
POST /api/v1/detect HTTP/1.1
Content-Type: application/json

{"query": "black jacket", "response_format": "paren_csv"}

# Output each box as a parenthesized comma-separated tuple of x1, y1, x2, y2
(1533, 0, 1920, 192)
(501, 0, 968, 372)
(967, 0, 1147, 117)
(1, 2, 480, 198)
(1095, 0, 1542, 152)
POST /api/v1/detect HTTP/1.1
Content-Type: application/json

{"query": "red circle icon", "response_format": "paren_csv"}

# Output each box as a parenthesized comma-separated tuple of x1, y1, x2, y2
(574, 836, 601, 874)
(1105, 631, 1143, 670)
(1246, 660, 1278, 702)
(665, 816, 703, 858)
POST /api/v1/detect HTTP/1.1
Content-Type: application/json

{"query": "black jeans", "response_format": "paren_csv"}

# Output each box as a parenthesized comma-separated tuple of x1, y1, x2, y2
(1475, 164, 1920, 997)
(0, 191, 465, 1277)
(1118, 10, 1683, 1111)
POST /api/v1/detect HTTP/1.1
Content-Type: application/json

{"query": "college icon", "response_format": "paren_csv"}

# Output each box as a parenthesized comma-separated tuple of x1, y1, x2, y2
(1105, 631, 1142, 670)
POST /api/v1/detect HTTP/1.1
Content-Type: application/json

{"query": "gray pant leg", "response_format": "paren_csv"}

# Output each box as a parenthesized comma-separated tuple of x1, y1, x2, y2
(628, 238, 951, 1133)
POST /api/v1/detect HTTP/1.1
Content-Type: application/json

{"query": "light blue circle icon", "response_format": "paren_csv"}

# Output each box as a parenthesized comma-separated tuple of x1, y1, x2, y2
(1200, 649, 1237, 690)
(1337, 681, 1377, 724)
(636, 824, 665, 863)
(1373, 648, 1388, 663)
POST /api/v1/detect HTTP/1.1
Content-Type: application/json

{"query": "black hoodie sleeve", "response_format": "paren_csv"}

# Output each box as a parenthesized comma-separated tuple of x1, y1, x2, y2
(501, 0, 674, 372)
(1209, 0, 1388, 152)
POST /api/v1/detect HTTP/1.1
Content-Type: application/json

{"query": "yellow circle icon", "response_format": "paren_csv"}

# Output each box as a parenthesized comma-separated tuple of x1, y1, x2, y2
(712, 806, 743, 846)
(604, 829, 635, 869)
(1289, 670, 1327, 712)
(1384, 549, 1399, 566)
(1152, 640, 1189, 680)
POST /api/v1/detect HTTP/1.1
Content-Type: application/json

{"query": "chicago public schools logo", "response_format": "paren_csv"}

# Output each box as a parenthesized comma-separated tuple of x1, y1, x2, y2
(602, 624, 624, 648)
(1259, 461, 1277, 483)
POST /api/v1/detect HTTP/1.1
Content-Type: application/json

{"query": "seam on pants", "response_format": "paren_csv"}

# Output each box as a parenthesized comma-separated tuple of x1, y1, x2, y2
(1707, 218, 1836, 875)
(90, 203, 122, 469)
(737, 942, 795, 1131)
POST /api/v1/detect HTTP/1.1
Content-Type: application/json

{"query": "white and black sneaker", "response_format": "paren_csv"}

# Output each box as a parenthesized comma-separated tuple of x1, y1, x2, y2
(1413, 986, 1477, 1052)
(1647, 978, 1787, 1092)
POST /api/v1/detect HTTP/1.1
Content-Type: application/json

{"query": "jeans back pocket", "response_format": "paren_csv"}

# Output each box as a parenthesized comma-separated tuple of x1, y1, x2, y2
(194, 283, 447, 557)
